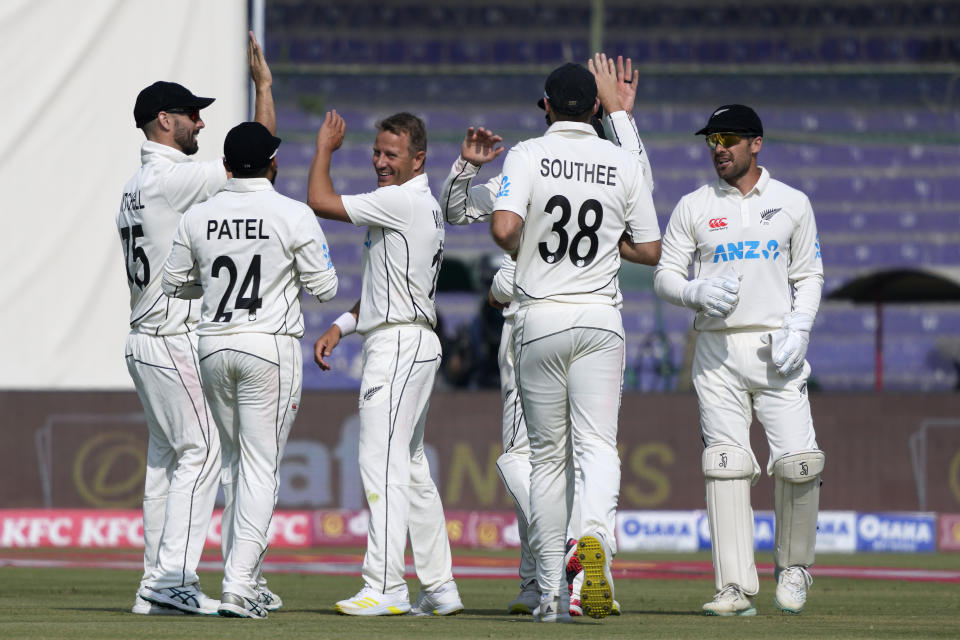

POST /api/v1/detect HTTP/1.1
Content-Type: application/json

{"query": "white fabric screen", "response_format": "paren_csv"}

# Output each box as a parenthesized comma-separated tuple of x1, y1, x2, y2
(0, 0, 248, 388)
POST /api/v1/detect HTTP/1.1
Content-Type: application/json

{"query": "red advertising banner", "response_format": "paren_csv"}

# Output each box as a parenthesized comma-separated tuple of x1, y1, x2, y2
(938, 513, 960, 551)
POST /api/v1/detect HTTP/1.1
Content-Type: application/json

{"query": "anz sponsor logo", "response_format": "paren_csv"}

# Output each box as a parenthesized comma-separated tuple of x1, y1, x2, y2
(713, 239, 780, 263)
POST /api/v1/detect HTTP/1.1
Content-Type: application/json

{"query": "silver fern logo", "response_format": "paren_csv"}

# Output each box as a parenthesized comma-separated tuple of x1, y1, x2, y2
(760, 208, 782, 226)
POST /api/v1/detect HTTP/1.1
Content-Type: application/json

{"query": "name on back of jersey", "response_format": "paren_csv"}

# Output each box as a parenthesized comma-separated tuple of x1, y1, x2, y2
(539, 157, 617, 186)
(120, 190, 143, 213)
(207, 218, 271, 240)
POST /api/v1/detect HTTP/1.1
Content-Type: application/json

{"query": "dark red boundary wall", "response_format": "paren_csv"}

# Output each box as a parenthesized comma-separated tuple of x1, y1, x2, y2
(2, 391, 957, 511)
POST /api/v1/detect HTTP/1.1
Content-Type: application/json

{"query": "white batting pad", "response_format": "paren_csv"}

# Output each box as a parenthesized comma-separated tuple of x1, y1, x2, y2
(702, 444, 759, 595)
(773, 450, 825, 570)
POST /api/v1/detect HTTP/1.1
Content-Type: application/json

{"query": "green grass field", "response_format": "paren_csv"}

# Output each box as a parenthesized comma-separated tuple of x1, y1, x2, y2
(3, 551, 960, 640)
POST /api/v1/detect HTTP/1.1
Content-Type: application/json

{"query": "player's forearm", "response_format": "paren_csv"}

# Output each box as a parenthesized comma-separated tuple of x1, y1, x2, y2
(489, 255, 515, 304)
(160, 271, 202, 299)
(653, 266, 689, 308)
(307, 150, 349, 221)
(441, 158, 492, 225)
(605, 111, 653, 193)
(791, 274, 823, 320)
(253, 84, 276, 135)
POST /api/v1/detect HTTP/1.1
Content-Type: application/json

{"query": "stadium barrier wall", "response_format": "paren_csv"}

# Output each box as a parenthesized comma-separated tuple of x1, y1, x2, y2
(0, 508, 946, 553)
(2, 391, 958, 512)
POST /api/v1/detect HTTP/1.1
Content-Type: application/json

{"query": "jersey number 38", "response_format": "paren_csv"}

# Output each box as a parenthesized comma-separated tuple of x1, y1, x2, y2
(538, 195, 604, 268)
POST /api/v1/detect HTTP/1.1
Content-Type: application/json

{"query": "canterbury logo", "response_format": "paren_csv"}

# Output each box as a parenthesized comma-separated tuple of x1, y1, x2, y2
(363, 385, 383, 401)
(708, 217, 727, 229)
(760, 208, 782, 225)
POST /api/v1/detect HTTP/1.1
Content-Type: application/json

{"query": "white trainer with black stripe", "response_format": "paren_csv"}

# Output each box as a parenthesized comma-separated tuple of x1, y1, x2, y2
(335, 585, 411, 616)
(257, 586, 283, 611)
(218, 592, 267, 619)
(138, 583, 220, 615)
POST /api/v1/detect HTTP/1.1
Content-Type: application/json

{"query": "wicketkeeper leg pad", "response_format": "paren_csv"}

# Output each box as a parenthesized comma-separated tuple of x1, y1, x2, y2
(703, 444, 759, 596)
(773, 449, 825, 571)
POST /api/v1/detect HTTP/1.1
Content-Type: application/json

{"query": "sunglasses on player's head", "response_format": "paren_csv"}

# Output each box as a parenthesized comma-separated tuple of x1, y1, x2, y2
(705, 132, 745, 148)
(165, 107, 201, 122)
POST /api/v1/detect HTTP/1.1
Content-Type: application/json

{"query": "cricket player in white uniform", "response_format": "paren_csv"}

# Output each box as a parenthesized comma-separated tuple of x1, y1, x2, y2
(653, 104, 825, 616)
(308, 111, 463, 617)
(441, 54, 652, 616)
(491, 62, 661, 622)
(120, 33, 279, 616)
(161, 122, 338, 618)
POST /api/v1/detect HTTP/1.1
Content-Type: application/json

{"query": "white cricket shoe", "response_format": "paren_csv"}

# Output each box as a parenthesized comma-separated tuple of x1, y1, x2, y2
(257, 585, 283, 611)
(218, 592, 267, 619)
(775, 565, 813, 614)
(702, 584, 756, 616)
(409, 580, 464, 616)
(131, 594, 185, 615)
(534, 591, 572, 623)
(508, 580, 541, 614)
(335, 584, 410, 616)
(576, 533, 614, 619)
(138, 583, 220, 615)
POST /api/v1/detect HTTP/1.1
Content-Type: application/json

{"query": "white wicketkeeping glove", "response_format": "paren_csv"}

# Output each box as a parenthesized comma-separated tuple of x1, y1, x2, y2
(680, 267, 741, 318)
(767, 311, 814, 376)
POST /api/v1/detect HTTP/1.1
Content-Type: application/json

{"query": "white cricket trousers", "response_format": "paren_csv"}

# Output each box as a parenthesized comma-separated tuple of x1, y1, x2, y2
(357, 325, 452, 594)
(497, 316, 582, 590)
(125, 331, 220, 590)
(693, 330, 818, 476)
(198, 333, 302, 601)
(514, 303, 624, 594)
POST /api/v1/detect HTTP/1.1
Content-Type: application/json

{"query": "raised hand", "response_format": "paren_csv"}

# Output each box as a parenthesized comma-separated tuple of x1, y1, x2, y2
(317, 110, 346, 153)
(248, 30, 272, 89)
(615, 55, 639, 114)
(461, 126, 505, 167)
(588, 52, 620, 115)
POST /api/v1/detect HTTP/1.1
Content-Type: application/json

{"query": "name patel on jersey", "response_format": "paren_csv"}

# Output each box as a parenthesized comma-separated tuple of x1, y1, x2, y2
(207, 218, 270, 240)
(540, 158, 617, 186)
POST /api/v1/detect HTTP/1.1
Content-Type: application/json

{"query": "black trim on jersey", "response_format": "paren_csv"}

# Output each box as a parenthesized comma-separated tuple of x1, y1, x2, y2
(519, 324, 625, 347)
(495, 463, 529, 532)
(198, 348, 279, 367)
(413, 355, 441, 365)
(513, 313, 529, 456)
(161, 335, 212, 587)
(397, 230, 430, 324)
(692, 248, 703, 332)
(130, 293, 165, 327)
(274, 283, 292, 335)
(382, 228, 392, 324)
(515, 272, 619, 301)
(157, 296, 172, 336)
(504, 386, 525, 452)
(443, 165, 485, 223)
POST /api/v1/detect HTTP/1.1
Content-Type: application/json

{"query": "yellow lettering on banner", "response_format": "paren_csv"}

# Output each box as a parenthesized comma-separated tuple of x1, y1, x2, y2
(445, 443, 502, 506)
(73, 431, 145, 508)
(622, 443, 675, 507)
(949, 449, 960, 505)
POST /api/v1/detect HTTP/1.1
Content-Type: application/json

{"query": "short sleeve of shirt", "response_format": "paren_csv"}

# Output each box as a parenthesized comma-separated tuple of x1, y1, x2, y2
(342, 186, 410, 231)
(162, 160, 227, 212)
(492, 144, 532, 220)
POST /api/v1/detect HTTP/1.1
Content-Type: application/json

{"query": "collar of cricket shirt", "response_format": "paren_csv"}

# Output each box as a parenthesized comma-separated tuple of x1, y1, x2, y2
(545, 121, 597, 137)
(224, 177, 275, 192)
(141, 139, 194, 164)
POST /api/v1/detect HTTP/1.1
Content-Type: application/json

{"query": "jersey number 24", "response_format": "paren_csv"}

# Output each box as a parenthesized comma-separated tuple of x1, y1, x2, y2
(212, 254, 263, 322)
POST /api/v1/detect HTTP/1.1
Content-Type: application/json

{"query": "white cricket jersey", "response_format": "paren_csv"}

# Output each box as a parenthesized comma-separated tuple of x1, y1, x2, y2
(161, 178, 338, 337)
(493, 121, 660, 307)
(655, 167, 824, 331)
(341, 173, 444, 335)
(116, 141, 227, 335)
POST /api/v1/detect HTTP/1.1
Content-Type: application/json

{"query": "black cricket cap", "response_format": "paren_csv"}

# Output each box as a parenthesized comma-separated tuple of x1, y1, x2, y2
(695, 104, 763, 136)
(134, 81, 215, 128)
(537, 63, 598, 116)
(223, 122, 281, 173)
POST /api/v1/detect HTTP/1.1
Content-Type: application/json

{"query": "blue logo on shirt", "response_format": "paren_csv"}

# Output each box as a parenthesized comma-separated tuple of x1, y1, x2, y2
(713, 240, 779, 263)
(363, 230, 372, 249)
(322, 243, 333, 269)
(496, 176, 511, 198)
(814, 234, 821, 259)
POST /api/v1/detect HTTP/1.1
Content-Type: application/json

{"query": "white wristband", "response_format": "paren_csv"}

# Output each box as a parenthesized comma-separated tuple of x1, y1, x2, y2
(333, 311, 357, 336)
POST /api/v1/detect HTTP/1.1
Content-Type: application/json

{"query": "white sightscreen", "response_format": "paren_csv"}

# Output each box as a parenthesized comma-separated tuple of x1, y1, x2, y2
(0, 0, 248, 388)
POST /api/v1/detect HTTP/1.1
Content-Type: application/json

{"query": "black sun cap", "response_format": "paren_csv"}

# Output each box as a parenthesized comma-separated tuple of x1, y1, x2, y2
(223, 122, 281, 173)
(537, 63, 598, 116)
(134, 81, 215, 128)
(695, 104, 764, 136)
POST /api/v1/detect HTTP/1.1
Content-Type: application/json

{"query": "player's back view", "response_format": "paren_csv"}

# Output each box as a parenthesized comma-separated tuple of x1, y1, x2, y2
(491, 63, 661, 622)
(162, 122, 338, 618)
